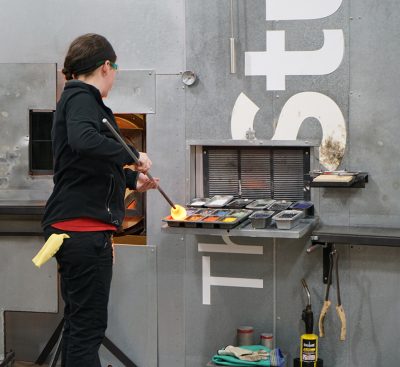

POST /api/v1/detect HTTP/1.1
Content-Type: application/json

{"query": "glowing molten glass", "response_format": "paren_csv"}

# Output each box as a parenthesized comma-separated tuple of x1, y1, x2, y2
(170, 204, 187, 221)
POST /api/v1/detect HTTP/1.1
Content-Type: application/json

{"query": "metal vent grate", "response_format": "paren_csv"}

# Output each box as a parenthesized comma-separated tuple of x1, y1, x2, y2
(240, 149, 271, 199)
(273, 150, 305, 200)
(204, 147, 308, 200)
(206, 149, 239, 197)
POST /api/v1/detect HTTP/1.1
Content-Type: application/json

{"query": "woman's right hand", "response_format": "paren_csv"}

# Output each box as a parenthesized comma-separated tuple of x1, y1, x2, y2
(135, 173, 159, 192)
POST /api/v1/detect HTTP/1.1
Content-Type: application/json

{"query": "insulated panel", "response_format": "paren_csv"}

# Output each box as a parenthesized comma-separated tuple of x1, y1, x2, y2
(147, 75, 187, 367)
(0, 0, 185, 74)
(0, 63, 56, 201)
(0, 237, 58, 360)
(99, 244, 157, 367)
(106, 70, 156, 114)
(56, 70, 156, 114)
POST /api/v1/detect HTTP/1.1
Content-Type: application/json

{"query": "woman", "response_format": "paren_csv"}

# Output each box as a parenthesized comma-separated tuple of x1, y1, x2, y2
(42, 33, 157, 366)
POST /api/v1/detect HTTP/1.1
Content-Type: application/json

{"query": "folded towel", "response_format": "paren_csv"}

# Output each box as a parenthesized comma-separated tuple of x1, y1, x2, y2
(32, 233, 70, 268)
(212, 345, 271, 366)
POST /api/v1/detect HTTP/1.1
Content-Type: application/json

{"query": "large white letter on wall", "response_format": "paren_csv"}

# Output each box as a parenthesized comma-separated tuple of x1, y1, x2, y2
(266, 0, 343, 21)
(202, 256, 263, 305)
(245, 30, 344, 90)
(230, 92, 260, 139)
(271, 92, 347, 170)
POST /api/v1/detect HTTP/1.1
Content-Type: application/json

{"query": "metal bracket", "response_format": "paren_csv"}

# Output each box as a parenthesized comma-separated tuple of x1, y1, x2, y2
(322, 243, 333, 284)
(307, 239, 333, 284)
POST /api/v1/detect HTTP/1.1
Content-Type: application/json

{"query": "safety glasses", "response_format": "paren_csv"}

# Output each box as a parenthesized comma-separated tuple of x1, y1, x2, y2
(96, 60, 118, 71)
(109, 61, 118, 71)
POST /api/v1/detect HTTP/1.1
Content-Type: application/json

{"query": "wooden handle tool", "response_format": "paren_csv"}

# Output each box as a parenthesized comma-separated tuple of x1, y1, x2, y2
(335, 252, 347, 341)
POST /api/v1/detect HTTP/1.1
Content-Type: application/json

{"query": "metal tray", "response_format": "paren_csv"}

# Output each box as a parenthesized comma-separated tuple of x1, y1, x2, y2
(268, 200, 292, 211)
(195, 208, 218, 216)
(201, 215, 224, 228)
(290, 201, 314, 216)
(212, 209, 252, 229)
(204, 195, 234, 208)
(246, 199, 275, 210)
(162, 209, 252, 229)
(225, 199, 254, 209)
(184, 214, 208, 227)
(216, 215, 243, 229)
(187, 198, 209, 207)
(162, 215, 184, 227)
(273, 210, 303, 230)
(249, 210, 275, 229)
(230, 209, 253, 218)
(290, 201, 313, 210)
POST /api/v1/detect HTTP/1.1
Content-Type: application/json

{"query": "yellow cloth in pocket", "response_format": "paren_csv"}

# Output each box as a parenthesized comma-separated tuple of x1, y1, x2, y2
(32, 233, 70, 268)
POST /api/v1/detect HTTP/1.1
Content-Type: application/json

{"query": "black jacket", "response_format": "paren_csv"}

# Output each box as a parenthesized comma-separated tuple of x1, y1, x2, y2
(42, 80, 139, 229)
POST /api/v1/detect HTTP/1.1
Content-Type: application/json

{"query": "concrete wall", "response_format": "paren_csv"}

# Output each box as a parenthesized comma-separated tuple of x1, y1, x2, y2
(1, 0, 400, 366)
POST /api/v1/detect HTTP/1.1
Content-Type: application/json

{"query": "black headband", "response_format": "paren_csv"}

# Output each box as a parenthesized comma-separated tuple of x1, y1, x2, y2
(70, 43, 116, 75)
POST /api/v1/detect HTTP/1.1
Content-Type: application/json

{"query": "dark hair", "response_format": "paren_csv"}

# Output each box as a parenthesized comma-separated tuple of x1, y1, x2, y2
(62, 33, 117, 80)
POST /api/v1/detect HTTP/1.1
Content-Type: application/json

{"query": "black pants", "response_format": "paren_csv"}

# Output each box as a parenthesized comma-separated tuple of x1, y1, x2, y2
(44, 228, 113, 367)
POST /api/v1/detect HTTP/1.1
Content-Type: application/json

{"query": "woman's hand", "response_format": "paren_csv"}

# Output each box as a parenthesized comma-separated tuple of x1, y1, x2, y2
(136, 152, 152, 173)
(135, 173, 159, 192)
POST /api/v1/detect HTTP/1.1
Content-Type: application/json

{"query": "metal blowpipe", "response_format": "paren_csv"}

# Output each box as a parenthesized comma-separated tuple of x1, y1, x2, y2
(102, 118, 176, 209)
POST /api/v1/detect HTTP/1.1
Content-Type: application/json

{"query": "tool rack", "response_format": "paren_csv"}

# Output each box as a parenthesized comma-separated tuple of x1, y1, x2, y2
(310, 224, 400, 283)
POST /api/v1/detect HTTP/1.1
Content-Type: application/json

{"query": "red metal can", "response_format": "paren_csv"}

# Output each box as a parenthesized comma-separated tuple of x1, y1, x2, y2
(237, 326, 254, 346)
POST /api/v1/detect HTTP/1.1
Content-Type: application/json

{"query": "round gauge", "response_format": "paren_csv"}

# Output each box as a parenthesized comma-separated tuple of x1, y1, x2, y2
(181, 70, 197, 86)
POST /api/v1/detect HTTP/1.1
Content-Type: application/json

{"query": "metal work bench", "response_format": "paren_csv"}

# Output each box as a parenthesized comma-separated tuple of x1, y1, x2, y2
(311, 224, 400, 247)
(310, 224, 400, 283)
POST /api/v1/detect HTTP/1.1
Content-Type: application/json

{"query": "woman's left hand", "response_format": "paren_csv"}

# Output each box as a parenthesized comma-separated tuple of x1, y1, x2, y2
(136, 173, 159, 192)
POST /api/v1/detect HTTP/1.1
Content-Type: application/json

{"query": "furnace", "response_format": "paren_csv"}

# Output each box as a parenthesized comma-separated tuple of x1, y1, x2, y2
(114, 113, 147, 237)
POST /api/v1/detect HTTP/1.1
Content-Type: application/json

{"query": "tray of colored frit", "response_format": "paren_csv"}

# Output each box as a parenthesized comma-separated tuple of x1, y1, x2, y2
(162, 208, 252, 229)
(267, 200, 292, 211)
(272, 210, 304, 229)
(249, 210, 275, 229)
(289, 200, 314, 216)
